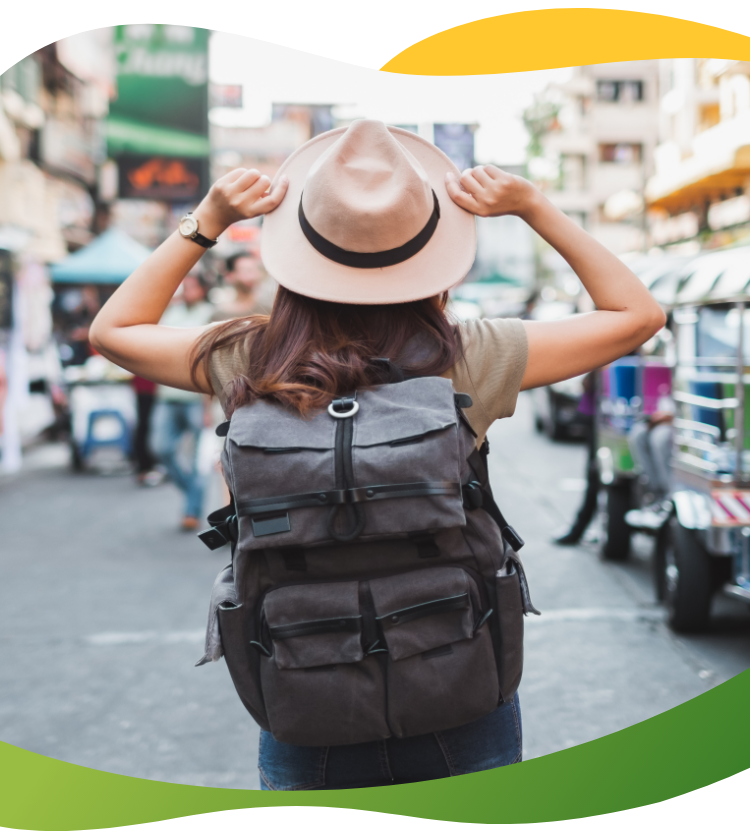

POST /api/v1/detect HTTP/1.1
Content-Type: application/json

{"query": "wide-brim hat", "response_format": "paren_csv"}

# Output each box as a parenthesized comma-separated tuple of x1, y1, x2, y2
(261, 120, 476, 305)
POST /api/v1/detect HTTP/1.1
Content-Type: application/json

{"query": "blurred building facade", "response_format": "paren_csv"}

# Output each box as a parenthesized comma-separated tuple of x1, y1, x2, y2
(646, 59, 750, 252)
(0, 34, 114, 469)
(526, 61, 660, 257)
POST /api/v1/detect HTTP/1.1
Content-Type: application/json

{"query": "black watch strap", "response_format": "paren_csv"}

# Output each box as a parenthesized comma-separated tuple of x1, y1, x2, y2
(190, 231, 218, 249)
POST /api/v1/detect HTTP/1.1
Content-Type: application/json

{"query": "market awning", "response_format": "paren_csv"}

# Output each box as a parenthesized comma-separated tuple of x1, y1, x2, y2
(653, 245, 750, 306)
(50, 228, 152, 285)
(675, 247, 750, 305)
(646, 115, 750, 214)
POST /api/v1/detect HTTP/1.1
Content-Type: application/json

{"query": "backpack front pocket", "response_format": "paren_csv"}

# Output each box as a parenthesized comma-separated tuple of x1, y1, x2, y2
(259, 580, 390, 746)
(369, 567, 500, 738)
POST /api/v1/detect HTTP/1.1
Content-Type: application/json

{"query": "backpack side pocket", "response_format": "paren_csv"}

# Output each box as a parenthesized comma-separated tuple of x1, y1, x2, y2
(494, 562, 525, 702)
(217, 603, 270, 730)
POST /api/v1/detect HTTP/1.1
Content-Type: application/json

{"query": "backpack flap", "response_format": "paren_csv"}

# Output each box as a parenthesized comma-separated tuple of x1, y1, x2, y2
(263, 581, 364, 669)
(225, 377, 469, 550)
(369, 567, 475, 660)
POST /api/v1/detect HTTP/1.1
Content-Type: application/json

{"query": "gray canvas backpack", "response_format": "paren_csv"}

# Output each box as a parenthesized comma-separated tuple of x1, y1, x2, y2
(197, 373, 538, 747)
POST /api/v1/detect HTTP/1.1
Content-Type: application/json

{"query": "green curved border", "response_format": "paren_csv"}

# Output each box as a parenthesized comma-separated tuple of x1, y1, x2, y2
(2, 668, 749, 830)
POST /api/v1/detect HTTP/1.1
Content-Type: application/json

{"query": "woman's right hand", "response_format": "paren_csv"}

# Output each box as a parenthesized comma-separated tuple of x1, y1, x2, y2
(193, 168, 289, 239)
(445, 165, 540, 219)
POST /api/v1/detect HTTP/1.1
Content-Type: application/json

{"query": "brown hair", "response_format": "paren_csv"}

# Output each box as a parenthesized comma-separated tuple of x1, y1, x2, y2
(191, 286, 462, 416)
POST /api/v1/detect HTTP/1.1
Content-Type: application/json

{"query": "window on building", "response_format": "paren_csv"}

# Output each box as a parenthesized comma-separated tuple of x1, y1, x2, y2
(599, 143, 643, 164)
(596, 80, 644, 103)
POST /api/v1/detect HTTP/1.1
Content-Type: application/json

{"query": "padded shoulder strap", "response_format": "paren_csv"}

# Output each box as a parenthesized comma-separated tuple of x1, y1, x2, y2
(465, 439, 525, 553)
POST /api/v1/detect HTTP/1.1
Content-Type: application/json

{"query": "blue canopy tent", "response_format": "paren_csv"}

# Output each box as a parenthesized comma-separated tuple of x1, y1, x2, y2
(50, 228, 152, 285)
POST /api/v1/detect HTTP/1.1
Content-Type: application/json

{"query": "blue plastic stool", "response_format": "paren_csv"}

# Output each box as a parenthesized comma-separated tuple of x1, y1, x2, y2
(81, 409, 133, 460)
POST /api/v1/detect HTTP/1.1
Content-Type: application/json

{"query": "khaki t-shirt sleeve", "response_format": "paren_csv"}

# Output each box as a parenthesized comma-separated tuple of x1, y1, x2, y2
(445, 318, 529, 441)
(207, 339, 249, 412)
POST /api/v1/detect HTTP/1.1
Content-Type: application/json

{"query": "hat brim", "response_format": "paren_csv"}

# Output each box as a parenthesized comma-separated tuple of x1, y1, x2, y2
(260, 126, 477, 305)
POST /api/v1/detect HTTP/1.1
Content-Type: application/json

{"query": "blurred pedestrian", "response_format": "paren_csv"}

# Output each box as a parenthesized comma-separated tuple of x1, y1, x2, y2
(208, 251, 276, 506)
(131, 375, 162, 486)
(553, 370, 599, 545)
(211, 250, 276, 321)
(150, 273, 214, 530)
(65, 285, 101, 366)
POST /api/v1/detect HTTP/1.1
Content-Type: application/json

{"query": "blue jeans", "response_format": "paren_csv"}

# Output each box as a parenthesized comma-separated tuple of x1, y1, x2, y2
(150, 400, 206, 519)
(258, 694, 522, 790)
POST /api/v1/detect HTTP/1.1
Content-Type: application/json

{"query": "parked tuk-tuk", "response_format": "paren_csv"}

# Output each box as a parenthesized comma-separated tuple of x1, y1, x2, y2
(659, 244, 750, 631)
(596, 244, 750, 631)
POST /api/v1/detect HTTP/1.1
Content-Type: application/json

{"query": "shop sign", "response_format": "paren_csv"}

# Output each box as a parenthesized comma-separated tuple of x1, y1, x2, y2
(40, 118, 97, 184)
(108, 26, 209, 161)
(708, 195, 750, 230)
(118, 154, 207, 201)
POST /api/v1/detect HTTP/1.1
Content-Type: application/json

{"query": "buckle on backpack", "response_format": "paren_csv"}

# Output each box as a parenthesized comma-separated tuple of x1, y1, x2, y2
(328, 396, 359, 419)
(198, 527, 229, 550)
(462, 481, 484, 511)
(198, 514, 238, 551)
(502, 525, 525, 553)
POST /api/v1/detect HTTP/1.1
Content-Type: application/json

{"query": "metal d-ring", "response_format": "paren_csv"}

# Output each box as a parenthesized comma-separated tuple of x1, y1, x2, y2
(328, 400, 360, 419)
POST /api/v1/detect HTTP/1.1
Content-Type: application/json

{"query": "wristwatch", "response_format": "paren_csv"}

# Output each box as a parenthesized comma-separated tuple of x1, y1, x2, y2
(178, 213, 219, 249)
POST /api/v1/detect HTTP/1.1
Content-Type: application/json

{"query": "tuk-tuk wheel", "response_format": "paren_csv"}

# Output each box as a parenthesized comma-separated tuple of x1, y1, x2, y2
(663, 517, 712, 633)
(601, 483, 632, 562)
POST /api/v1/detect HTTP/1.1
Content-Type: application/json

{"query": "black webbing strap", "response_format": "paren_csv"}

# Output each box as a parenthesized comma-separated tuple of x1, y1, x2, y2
(269, 615, 362, 640)
(465, 442, 525, 552)
(237, 481, 459, 517)
(198, 501, 238, 551)
(376, 592, 469, 626)
(238, 489, 348, 516)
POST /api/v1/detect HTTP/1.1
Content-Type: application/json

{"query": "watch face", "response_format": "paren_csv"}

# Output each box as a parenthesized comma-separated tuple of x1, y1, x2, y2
(179, 215, 198, 237)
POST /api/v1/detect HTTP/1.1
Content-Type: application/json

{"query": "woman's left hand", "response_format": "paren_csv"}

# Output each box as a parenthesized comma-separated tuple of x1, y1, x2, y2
(193, 168, 289, 239)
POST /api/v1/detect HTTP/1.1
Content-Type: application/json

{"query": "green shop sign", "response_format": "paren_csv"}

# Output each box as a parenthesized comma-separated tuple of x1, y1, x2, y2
(107, 25, 210, 166)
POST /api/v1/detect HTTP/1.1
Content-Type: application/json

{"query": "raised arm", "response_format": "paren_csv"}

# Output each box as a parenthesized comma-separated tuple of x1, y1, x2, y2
(445, 166, 666, 390)
(89, 169, 288, 392)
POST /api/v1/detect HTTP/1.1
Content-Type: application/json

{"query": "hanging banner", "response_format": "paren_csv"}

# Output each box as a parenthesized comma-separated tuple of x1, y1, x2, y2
(107, 25, 210, 201)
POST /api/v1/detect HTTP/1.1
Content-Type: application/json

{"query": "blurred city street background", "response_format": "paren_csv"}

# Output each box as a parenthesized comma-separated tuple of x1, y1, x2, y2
(2, 27, 750, 788)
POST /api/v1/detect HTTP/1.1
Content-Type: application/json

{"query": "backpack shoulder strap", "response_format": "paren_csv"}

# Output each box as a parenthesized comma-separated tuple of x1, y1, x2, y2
(464, 438, 525, 553)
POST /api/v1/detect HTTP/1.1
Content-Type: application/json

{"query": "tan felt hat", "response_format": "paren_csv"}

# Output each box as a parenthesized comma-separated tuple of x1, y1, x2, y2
(261, 119, 476, 305)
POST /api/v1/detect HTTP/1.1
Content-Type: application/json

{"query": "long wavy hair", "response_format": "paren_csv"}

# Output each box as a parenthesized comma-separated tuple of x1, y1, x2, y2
(191, 286, 463, 416)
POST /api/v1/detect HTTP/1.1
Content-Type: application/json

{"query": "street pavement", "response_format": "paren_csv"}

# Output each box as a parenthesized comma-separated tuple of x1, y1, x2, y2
(1, 392, 749, 789)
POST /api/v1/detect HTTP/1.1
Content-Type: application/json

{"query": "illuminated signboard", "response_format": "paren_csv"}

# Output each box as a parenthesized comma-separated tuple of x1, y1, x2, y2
(108, 25, 209, 201)
(118, 155, 207, 201)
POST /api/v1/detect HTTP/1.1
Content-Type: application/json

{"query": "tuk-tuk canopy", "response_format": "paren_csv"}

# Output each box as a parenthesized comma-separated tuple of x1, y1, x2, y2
(50, 228, 152, 285)
(638, 246, 750, 308)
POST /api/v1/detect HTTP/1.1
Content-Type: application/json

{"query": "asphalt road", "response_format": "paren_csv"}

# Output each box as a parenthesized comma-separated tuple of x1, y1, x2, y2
(1, 392, 749, 789)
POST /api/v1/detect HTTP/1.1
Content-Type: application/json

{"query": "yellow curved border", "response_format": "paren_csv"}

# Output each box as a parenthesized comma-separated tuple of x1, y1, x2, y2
(381, 9, 750, 75)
